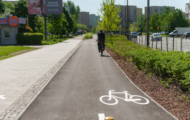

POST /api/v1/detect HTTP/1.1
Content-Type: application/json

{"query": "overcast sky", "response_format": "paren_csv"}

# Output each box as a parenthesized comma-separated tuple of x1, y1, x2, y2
(11, 0, 189, 15)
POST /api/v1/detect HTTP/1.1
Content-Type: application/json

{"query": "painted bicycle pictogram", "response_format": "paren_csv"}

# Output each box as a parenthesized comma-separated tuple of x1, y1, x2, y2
(100, 90, 149, 105)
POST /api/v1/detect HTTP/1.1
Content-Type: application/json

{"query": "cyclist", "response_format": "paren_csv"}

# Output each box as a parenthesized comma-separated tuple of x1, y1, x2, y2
(97, 30, 105, 52)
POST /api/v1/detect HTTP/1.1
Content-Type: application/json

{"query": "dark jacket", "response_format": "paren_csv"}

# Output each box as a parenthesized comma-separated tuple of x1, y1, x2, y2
(98, 32, 105, 42)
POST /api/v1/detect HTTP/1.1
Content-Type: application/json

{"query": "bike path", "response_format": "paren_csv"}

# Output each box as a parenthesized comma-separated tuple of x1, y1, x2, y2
(19, 35, 177, 120)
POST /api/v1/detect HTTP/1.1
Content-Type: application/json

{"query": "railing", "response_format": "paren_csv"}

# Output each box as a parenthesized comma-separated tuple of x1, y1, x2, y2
(128, 35, 190, 52)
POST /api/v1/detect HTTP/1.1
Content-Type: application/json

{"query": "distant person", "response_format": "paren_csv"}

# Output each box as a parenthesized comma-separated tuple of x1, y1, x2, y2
(97, 30, 105, 52)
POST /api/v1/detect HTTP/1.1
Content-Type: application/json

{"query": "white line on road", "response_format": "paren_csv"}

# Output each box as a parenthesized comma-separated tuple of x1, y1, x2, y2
(98, 113, 105, 120)
(0, 95, 6, 100)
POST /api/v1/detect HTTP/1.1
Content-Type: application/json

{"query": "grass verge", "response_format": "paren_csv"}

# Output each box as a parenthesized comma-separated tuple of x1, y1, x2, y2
(42, 36, 73, 45)
(0, 46, 36, 61)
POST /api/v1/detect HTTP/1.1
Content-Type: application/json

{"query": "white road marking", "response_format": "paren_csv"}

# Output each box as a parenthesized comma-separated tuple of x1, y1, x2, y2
(0, 95, 6, 100)
(98, 113, 105, 120)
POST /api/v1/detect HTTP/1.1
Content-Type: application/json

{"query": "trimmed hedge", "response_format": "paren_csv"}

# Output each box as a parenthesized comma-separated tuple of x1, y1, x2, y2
(17, 33, 44, 45)
(106, 37, 190, 93)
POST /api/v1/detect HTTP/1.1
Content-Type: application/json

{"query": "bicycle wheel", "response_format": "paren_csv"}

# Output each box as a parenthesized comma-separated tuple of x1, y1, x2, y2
(130, 95, 149, 105)
(100, 95, 118, 105)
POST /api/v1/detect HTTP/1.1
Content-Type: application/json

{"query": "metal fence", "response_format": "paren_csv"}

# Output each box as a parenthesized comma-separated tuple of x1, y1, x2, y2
(129, 35, 190, 52)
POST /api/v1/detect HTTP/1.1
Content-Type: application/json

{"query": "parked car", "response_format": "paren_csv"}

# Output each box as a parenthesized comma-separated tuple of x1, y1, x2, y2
(137, 32, 142, 36)
(160, 31, 168, 35)
(131, 32, 137, 36)
(182, 32, 190, 38)
(151, 33, 162, 41)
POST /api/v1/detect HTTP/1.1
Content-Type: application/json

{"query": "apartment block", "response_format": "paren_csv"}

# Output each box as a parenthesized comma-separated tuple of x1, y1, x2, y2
(79, 12, 90, 29)
(136, 8, 142, 19)
(145, 6, 175, 16)
(116, 5, 138, 27)
(89, 14, 100, 29)
(185, 3, 190, 20)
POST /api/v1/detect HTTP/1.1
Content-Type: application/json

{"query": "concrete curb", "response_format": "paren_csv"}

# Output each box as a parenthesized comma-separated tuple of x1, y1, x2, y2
(105, 50, 179, 120)
(0, 41, 82, 120)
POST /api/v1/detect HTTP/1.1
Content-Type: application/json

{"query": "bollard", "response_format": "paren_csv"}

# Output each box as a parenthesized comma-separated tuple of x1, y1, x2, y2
(181, 38, 182, 51)
(167, 37, 168, 52)
(173, 37, 174, 50)
(161, 38, 162, 51)
(152, 37, 153, 48)
(156, 39, 157, 49)
(105, 116, 114, 120)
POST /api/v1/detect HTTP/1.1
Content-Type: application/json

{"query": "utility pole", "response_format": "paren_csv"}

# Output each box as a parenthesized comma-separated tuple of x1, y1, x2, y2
(126, 0, 129, 39)
(147, 0, 150, 46)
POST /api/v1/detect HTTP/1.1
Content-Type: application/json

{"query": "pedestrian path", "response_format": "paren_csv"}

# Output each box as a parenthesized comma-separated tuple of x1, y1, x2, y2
(0, 36, 82, 120)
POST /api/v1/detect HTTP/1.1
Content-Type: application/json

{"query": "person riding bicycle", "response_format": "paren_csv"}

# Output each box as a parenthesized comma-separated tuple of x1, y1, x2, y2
(98, 30, 105, 52)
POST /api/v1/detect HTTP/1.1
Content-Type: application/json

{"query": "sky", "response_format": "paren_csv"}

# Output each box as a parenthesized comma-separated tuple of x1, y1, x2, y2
(10, 0, 189, 15)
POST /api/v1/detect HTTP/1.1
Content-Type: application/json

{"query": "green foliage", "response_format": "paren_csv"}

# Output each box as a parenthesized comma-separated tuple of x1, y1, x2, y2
(98, 0, 121, 32)
(150, 13, 160, 32)
(178, 95, 190, 103)
(63, 7, 74, 33)
(5, 2, 14, 14)
(130, 22, 139, 32)
(48, 14, 68, 37)
(17, 33, 44, 45)
(137, 14, 146, 32)
(0, 0, 5, 14)
(106, 35, 190, 93)
(77, 24, 88, 31)
(63, 1, 80, 22)
(13, 0, 28, 17)
(83, 33, 93, 40)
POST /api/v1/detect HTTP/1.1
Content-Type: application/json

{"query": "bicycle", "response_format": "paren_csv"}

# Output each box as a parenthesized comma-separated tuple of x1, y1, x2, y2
(100, 42, 104, 56)
(100, 90, 149, 105)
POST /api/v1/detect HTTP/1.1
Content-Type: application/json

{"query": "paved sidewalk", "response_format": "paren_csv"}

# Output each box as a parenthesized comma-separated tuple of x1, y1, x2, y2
(0, 36, 82, 120)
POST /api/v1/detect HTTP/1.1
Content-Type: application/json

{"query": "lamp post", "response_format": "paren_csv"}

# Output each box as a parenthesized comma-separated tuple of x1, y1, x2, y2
(147, 0, 150, 46)
(126, 0, 129, 39)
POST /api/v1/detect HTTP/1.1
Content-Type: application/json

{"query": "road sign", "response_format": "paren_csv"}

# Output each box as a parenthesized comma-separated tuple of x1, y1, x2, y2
(157, 26, 159, 30)
(8, 16, 19, 26)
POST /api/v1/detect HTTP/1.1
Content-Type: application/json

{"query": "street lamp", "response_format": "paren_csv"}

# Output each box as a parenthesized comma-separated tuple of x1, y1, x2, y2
(147, 0, 150, 46)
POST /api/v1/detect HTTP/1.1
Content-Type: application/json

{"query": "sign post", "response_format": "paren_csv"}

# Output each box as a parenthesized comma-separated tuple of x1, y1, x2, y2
(28, 0, 62, 40)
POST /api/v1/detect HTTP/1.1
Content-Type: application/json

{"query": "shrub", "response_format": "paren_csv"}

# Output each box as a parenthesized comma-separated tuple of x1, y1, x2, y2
(17, 33, 44, 45)
(105, 35, 190, 93)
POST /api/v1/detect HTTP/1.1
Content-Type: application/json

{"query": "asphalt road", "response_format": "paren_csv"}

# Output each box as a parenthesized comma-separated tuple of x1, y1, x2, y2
(19, 36, 176, 120)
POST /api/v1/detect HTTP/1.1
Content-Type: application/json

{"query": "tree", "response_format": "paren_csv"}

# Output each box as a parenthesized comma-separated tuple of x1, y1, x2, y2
(0, 0, 5, 14)
(63, 1, 80, 21)
(129, 22, 139, 32)
(167, 9, 189, 32)
(48, 14, 68, 37)
(137, 14, 146, 32)
(150, 13, 160, 32)
(63, 7, 74, 33)
(13, 0, 28, 17)
(98, 0, 121, 34)
(77, 24, 88, 31)
(5, 2, 14, 14)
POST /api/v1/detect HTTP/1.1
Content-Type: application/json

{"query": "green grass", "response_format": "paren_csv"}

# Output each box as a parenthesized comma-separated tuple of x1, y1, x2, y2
(42, 36, 74, 45)
(0, 46, 33, 60)
(83, 33, 93, 40)
(105, 35, 190, 93)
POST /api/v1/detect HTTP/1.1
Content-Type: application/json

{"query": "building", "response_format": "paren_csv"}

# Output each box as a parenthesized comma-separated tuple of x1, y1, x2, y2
(116, 5, 138, 28)
(185, 3, 190, 20)
(0, 16, 27, 45)
(136, 8, 142, 19)
(89, 14, 100, 29)
(2, 0, 17, 4)
(79, 12, 90, 29)
(145, 6, 175, 16)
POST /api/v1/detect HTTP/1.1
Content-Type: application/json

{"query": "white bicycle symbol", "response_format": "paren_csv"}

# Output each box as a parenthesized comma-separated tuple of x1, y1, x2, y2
(100, 90, 149, 105)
